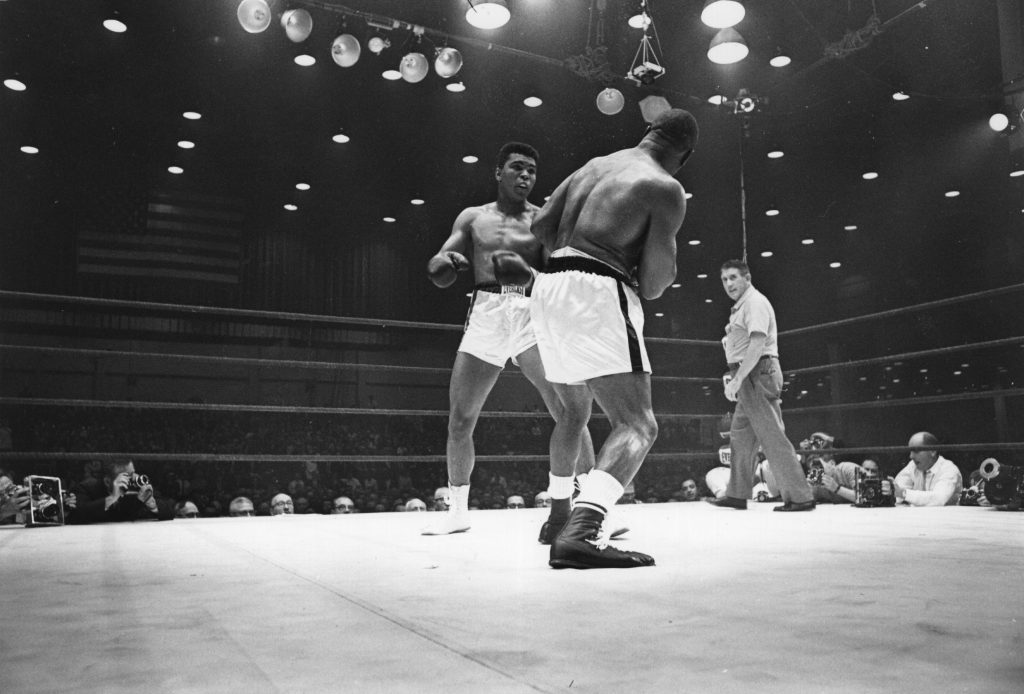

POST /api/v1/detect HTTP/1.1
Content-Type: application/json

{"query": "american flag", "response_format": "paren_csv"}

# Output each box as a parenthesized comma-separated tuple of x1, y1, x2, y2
(77, 188, 244, 284)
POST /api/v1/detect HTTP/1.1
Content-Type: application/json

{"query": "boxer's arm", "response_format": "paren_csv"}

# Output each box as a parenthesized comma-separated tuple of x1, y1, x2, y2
(531, 173, 574, 250)
(428, 208, 474, 287)
(637, 183, 686, 300)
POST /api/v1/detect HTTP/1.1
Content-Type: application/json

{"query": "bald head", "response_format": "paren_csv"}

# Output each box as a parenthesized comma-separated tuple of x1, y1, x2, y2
(908, 431, 939, 450)
(647, 108, 699, 153)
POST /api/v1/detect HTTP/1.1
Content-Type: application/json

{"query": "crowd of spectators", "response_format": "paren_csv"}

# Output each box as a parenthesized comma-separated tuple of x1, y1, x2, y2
(0, 410, 1018, 523)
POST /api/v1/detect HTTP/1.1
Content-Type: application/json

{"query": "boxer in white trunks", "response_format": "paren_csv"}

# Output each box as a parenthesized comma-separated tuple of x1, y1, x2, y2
(527, 109, 699, 568)
(422, 142, 596, 537)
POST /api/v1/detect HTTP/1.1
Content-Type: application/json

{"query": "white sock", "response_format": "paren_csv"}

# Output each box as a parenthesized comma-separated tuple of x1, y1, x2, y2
(575, 470, 624, 515)
(449, 483, 470, 514)
(548, 473, 574, 500)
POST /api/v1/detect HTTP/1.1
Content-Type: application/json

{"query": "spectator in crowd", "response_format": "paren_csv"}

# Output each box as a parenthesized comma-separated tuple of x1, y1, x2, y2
(679, 478, 700, 502)
(889, 432, 963, 506)
(176, 501, 200, 518)
(69, 460, 174, 523)
(432, 487, 449, 512)
(534, 491, 552, 508)
(405, 498, 427, 512)
(506, 495, 526, 509)
(229, 496, 255, 517)
(332, 496, 354, 514)
(861, 459, 881, 479)
(801, 432, 860, 504)
(270, 493, 294, 516)
(294, 497, 311, 514)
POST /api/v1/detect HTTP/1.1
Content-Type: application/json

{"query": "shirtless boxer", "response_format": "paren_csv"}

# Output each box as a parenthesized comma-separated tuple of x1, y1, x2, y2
(422, 142, 596, 537)
(528, 109, 698, 568)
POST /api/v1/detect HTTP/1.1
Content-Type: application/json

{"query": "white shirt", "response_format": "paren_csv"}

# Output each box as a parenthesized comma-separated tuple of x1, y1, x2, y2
(894, 456, 963, 507)
(722, 285, 779, 365)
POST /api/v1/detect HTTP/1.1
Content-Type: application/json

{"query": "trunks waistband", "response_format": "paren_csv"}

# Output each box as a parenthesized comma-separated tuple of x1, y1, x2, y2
(727, 354, 777, 370)
(475, 282, 530, 297)
(544, 256, 636, 287)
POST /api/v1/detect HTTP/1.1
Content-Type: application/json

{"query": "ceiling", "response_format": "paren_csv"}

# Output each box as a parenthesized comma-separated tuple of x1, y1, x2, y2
(0, 0, 1021, 374)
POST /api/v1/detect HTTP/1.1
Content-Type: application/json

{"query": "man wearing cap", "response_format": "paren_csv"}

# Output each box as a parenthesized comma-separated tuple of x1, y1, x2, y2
(801, 432, 861, 504)
(890, 431, 963, 506)
(229, 496, 255, 517)
(712, 259, 814, 512)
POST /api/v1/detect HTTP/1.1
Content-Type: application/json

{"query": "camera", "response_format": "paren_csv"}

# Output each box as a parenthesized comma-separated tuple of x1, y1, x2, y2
(628, 61, 664, 85)
(25, 475, 66, 526)
(959, 486, 982, 506)
(123, 473, 150, 494)
(854, 472, 896, 508)
(978, 459, 1022, 507)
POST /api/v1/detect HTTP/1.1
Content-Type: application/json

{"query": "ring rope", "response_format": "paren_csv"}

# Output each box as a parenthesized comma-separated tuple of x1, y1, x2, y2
(0, 344, 722, 384)
(0, 290, 722, 349)
(784, 336, 1024, 376)
(779, 282, 1024, 338)
(2, 444, 1020, 463)
(785, 388, 1024, 415)
(0, 397, 724, 420)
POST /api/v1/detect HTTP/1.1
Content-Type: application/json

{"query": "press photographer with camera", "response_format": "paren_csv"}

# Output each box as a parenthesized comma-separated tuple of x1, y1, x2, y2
(68, 459, 174, 523)
(887, 432, 963, 507)
(0, 466, 31, 524)
(800, 432, 861, 504)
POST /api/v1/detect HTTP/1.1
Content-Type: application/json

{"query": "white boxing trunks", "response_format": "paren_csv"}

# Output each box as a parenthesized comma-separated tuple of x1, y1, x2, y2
(530, 249, 651, 384)
(457, 283, 537, 368)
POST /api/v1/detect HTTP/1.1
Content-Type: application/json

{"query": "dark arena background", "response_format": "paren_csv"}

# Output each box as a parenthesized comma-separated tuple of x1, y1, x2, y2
(1, 1, 1022, 692)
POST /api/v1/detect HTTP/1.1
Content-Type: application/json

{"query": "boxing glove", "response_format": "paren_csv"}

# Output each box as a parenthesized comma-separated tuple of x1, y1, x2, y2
(491, 250, 534, 286)
(427, 251, 469, 288)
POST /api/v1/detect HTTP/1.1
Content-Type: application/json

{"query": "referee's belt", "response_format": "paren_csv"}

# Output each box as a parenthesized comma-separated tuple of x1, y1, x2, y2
(544, 255, 637, 288)
(475, 282, 530, 297)
(727, 354, 777, 370)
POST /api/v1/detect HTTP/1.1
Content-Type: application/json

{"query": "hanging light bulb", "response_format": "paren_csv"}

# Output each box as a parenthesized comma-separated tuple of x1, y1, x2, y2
(434, 47, 464, 78)
(466, 1, 510, 30)
(596, 88, 625, 115)
(701, 0, 745, 29)
(281, 9, 313, 43)
(367, 36, 390, 55)
(331, 34, 361, 67)
(237, 0, 271, 33)
(400, 52, 429, 83)
(707, 27, 748, 64)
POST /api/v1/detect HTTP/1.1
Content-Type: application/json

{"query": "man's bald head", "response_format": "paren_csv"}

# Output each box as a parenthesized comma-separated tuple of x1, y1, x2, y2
(647, 108, 699, 153)
(908, 431, 939, 450)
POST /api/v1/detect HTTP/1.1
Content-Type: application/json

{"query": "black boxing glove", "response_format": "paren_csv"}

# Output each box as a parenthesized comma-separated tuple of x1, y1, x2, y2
(491, 250, 534, 286)
(427, 251, 469, 288)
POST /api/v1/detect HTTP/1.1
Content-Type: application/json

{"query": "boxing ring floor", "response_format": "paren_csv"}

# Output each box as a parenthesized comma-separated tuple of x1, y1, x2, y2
(1, 504, 1021, 694)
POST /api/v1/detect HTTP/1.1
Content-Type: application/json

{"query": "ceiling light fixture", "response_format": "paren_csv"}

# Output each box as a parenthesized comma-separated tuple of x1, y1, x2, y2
(989, 112, 1010, 132)
(844, 225, 858, 231)
(701, 0, 745, 29)
(367, 36, 390, 55)
(1009, 168, 1024, 177)
(332, 132, 350, 143)
(411, 199, 425, 205)
(446, 82, 466, 92)
(435, 46, 464, 78)
(862, 171, 879, 180)
(4, 78, 27, 91)
(627, 4, 665, 85)
(382, 69, 402, 80)
(103, 18, 127, 33)
(294, 54, 316, 67)
(183, 111, 201, 120)
(892, 91, 910, 101)
(707, 94, 727, 105)
(596, 88, 625, 116)
(944, 190, 960, 198)
(383, 216, 396, 223)
(765, 208, 779, 216)
(284, 204, 298, 211)
(829, 261, 842, 268)
(20, 145, 39, 154)
(769, 52, 791, 68)
(767, 150, 784, 159)
(331, 34, 361, 67)
(168, 166, 183, 174)
(462, 155, 479, 163)
(281, 9, 314, 43)
(296, 183, 311, 191)
(237, 0, 271, 33)
(177, 140, 195, 149)
(465, 1, 510, 30)
(523, 96, 543, 107)
(801, 238, 814, 245)
(707, 27, 748, 65)
(761, 251, 773, 257)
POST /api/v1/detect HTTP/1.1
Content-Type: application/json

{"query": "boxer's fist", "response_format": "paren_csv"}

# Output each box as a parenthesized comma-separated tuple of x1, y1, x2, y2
(491, 250, 533, 286)
(428, 252, 469, 288)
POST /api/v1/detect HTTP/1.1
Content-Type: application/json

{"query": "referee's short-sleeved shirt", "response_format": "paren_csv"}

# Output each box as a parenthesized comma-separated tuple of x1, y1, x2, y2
(723, 285, 778, 364)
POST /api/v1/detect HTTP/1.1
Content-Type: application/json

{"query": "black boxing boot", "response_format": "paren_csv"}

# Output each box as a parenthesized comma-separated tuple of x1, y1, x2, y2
(538, 497, 571, 545)
(549, 506, 655, 569)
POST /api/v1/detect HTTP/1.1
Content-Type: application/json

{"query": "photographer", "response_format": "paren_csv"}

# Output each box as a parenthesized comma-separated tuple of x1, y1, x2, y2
(888, 432, 963, 507)
(0, 466, 31, 524)
(69, 460, 174, 524)
(800, 432, 860, 504)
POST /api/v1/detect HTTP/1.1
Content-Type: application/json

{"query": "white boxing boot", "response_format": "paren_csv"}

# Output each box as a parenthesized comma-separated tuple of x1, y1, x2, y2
(421, 484, 470, 535)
